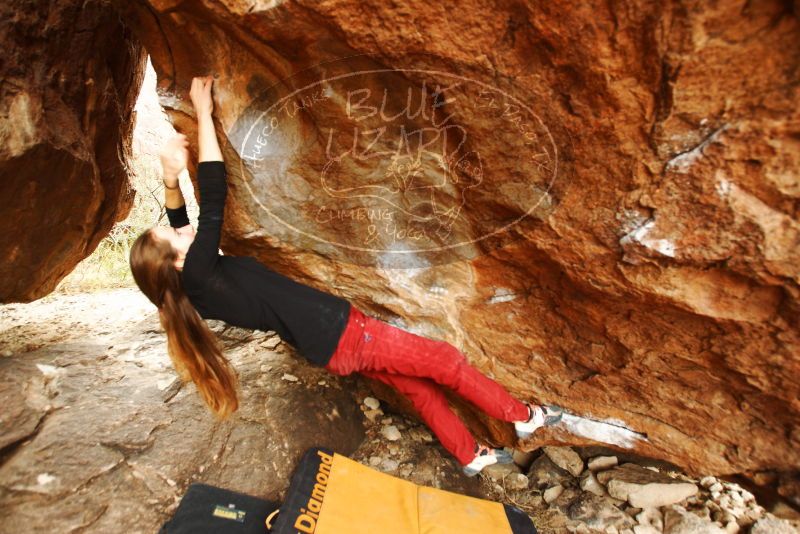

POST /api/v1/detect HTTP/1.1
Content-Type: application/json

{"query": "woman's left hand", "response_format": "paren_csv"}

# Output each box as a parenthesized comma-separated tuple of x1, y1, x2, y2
(160, 134, 189, 179)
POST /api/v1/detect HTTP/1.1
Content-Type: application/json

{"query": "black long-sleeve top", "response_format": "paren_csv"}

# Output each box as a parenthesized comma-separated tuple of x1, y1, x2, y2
(165, 161, 351, 366)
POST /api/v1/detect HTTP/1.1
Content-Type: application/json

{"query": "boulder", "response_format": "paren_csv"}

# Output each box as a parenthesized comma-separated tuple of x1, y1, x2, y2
(0, 0, 145, 301)
(106, 0, 800, 481)
(3, 0, 799, 482)
(598, 464, 698, 508)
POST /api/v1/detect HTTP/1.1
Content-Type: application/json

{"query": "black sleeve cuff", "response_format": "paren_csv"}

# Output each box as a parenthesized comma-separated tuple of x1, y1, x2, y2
(197, 161, 227, 180)
(166, 204, 191, 227)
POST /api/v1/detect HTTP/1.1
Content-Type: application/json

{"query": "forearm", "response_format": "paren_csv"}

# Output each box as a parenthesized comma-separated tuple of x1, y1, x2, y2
(163, 172, 187, 209)
(197, 112, 223, 162)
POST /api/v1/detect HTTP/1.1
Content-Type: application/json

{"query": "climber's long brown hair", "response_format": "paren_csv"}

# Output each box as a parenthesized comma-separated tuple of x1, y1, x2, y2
(129, 228, 238, 419)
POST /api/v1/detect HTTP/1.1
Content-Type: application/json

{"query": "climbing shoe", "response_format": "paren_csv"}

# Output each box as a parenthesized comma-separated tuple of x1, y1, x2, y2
(514, 403, 563, 439)
(462, 444, 514, 477)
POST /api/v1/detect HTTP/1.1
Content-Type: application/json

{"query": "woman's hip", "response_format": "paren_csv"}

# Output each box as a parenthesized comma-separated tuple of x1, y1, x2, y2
(326, 307, 464, 376)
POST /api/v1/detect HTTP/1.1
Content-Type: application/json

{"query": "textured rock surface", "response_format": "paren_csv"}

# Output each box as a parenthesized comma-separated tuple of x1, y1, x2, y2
(0, 289, 365, 532)
(4, 0, 798, 483)
(0, 0, 145, 301)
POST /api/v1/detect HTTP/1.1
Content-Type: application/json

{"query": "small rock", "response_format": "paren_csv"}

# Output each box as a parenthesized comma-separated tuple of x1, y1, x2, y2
(513, 449, 536, 468)
(568, 523, 592, 534)
(380, 425, 401, 441)
(737, 508, 763, 527)
(729, 507, 746, 519)
(633, 526, 660, 534)
(581, 471, 610, 497)
(567, 492, 634, 531)
(709, 482, 724, 493)
(663, 505, 726, 534)
(724, 521, 739, 534)
(483, 462, 521, 481)
(544, 484, 565, 504)
(749, 517, 799, 534)
(598, 463, 698, 508)
(528, 454, 575, 490)
(636, 507, 663, 531)
(381, 417, 393, 425)
(589, 456, 620, 472)
(771, 501, 800, 521)
(700, 476, 718, 488)
(552, 487, 585, 514)
(363, 396, 380, 409)
(317, 380, 326, 386)
(369, 456, 382, 466)
(363, 408, 383, 422)
(281, 373, 298, 382)
(544, 446, 584, 477)
(259, 336, 281, 350)
(506, 473, 530, 491)
(380, 458, 399, 471)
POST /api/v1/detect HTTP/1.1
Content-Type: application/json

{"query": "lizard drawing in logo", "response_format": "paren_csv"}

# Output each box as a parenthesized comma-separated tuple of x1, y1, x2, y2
(320, 145, 484, 242)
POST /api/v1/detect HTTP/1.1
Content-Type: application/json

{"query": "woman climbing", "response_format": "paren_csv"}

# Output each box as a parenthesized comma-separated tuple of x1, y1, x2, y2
(129, 76, 563, 477)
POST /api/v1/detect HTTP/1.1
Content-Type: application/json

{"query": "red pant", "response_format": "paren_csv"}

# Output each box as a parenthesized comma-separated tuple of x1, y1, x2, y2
(325, 306, 529, 465)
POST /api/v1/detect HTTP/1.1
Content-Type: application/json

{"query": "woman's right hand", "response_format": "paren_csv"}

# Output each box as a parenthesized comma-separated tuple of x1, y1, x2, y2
(190, 76, 214, 117)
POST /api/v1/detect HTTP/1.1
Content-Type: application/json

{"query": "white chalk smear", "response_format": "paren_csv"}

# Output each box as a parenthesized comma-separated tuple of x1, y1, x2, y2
(620, 218, 676, 258)
(665, 126, 727, 174)
(488, 288, 517, 304)
(37, 473, 56, 486)
(561, 413, 647, 449)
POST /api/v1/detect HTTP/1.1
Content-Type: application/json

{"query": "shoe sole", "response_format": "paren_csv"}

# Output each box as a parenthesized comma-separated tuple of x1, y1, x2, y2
(462, 449, 514, 477)
(463, 466, 481, 477)
(515, 405, 564, 439)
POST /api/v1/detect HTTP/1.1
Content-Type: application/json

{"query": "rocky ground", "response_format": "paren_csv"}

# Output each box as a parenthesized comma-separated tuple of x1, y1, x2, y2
(1, 288, 799, 533)
(351, 392, 800, 534)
